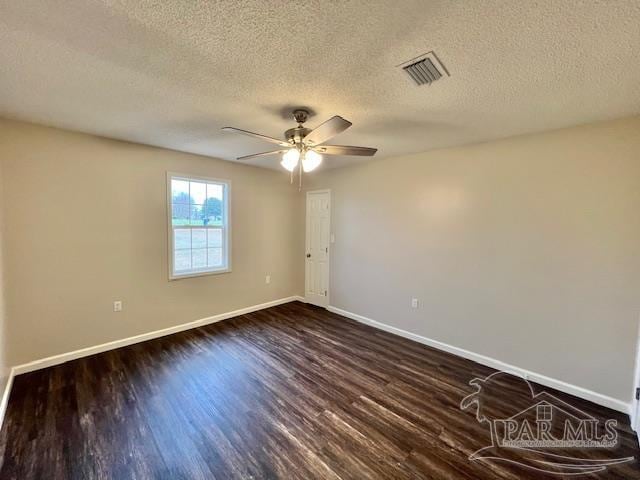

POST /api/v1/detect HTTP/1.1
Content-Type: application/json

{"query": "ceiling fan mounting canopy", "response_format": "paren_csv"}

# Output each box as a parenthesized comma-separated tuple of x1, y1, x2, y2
(292, 109, 309, 125)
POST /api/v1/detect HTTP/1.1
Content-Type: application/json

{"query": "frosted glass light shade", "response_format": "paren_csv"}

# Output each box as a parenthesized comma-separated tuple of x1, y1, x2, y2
(281, 149, 300, 171)
(302, 150, 322, 172)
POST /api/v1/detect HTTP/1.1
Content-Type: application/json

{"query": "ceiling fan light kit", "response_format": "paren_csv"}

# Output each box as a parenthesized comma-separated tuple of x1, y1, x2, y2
(223, 109, 377, 190)
(281, 148, 322, 173)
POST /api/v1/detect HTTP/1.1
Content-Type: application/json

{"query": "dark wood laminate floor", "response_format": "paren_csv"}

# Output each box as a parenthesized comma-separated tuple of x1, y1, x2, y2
(0, 301, 638, 479)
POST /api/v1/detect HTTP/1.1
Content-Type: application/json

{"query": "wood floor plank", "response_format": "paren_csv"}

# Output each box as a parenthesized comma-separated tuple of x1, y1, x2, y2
(0, 301, 638, 479)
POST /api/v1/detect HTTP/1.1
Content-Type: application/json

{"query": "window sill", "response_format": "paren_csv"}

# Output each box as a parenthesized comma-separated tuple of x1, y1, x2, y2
(169, 268, 232, 281)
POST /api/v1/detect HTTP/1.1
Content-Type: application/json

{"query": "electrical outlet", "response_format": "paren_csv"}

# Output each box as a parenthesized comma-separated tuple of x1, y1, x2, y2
(265, 275, 271, 284)
(411, 298, 419, 309)
(113, 300, 123, 312)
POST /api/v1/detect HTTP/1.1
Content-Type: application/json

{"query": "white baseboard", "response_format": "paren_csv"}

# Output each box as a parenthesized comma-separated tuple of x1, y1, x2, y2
(13, 296, 304, 376)
(327, 305, 631, 415)
(0, 367, 16, 432)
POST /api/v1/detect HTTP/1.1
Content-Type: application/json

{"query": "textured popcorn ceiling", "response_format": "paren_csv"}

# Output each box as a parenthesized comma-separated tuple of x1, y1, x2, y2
(1, 1, 639, 170)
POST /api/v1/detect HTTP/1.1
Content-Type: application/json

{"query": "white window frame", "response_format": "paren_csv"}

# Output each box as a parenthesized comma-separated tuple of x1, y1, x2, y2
(167, 172, 231, 280)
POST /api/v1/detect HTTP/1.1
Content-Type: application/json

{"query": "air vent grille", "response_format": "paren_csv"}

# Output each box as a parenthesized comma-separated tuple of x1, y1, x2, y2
(399, 51, 449, 86)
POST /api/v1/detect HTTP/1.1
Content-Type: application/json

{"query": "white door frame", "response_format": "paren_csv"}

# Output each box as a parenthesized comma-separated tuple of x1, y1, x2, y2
(305, 189, 331, 307)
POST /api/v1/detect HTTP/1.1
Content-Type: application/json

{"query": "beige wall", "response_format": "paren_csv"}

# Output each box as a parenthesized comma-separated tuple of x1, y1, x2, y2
(0, 154, 8, 393)
(0, 119, 304, 365)
(305, 116, 640, 403)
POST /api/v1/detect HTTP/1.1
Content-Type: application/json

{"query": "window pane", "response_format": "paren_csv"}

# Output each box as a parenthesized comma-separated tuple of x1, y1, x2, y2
(190, 181, 207, 204)
(202, 196, 223, 226)
(172, 204, 190, 226)
(192, 248, 207, 268)
(207, 228, 222, 248)
(207, 183, 223, 200)
(172, 179, 190, 204)
(192, 229, 206, 249)
(174, 229, 191, 250)
(174, 249, 191, 271)
(190, 205, 204, 225)
(207, 248, 223, 267)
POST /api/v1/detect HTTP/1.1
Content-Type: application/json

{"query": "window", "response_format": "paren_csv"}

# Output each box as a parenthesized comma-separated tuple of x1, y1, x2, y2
(537, 404, 553, 422)
(168, 173, 230, 279)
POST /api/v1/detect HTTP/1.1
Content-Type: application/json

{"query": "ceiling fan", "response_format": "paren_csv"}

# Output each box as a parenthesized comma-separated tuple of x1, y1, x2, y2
(222, 109, 377, 188)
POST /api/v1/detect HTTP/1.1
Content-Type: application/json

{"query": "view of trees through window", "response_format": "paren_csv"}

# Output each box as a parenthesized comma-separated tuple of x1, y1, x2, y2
(171, 179, 224, 226)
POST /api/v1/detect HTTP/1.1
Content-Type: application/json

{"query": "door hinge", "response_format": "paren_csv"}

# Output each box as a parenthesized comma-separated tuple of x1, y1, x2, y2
(636, 387, 640, 400)
(325, 247, 328, 253)
(324, 290, 327, 296)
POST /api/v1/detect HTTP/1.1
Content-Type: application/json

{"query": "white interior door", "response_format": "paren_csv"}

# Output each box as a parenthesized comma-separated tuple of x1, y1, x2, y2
(305, 190, 330, 307)
(632, 329, 640, 436)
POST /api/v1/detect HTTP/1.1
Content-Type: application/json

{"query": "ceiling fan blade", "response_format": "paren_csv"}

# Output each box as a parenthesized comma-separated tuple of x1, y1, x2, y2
(236, 149, 288, 161)
(222, 127, 290, 147)
(313, 145, 377, 156)
(303, 116, 352, 146)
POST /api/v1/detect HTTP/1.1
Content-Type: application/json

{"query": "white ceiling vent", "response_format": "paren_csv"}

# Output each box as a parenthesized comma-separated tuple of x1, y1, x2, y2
(399, 51, 449, 86)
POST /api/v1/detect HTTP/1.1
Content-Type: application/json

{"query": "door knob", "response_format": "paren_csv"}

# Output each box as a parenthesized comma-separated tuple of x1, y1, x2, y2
(306, 253, 311, 258)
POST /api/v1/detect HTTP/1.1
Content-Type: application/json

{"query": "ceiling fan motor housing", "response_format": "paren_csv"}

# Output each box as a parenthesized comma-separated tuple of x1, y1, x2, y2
(284, 126, 311, 145)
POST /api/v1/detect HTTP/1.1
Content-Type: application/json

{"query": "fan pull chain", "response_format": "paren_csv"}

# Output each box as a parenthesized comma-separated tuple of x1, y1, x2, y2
(298, 159, 303, 191)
